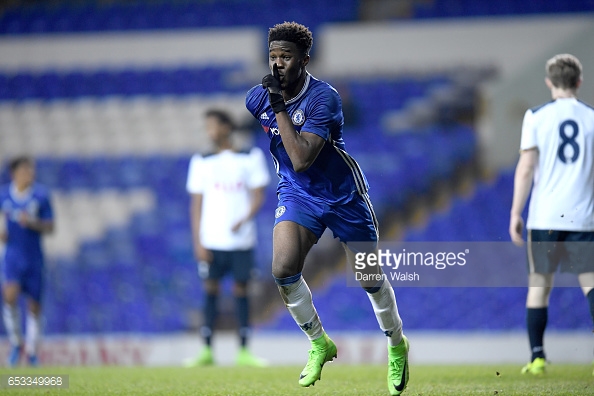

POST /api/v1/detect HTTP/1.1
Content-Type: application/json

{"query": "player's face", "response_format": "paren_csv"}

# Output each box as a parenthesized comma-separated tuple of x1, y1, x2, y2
(205, 116, 230, 146)
(12, 162, 35, 189)
(268, 41, 309, 93)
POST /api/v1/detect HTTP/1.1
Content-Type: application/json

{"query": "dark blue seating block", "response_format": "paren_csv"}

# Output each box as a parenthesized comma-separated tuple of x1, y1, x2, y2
(0, 65, 251, 101)
(164, 228, 193, 263)
(2, 0, 592, 36)
(549, 287, 591, 329)
(122, 303, 156, 332)
(258, 279, 590, 332)
(92, 70, 120, 96)
(114, 157, 146, 188)
(36, 72, 63, 99)
(7, 73, 37, 100)
(413, 0, 593, 19)
(0, 156, 589, 336)
(78, 240, 112, 267)
(131, 212, 162, 237)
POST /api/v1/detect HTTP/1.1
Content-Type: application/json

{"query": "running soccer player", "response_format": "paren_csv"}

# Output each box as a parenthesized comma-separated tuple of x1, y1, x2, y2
(509, 54, 594, 375)
(185, 109, 270, 367)
(1, 156, 54, 367)
(246, 22, 409, 395)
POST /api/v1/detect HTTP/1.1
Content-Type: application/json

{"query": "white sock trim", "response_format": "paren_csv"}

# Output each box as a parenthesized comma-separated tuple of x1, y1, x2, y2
(366, 280, 403, 346)
(25, 312, 42, 356)
(2, 303, 22, 347)
(278, 276, 324, 341)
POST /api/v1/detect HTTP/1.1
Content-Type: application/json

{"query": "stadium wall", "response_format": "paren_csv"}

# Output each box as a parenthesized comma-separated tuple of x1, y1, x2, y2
(315, 15, 593, 78)
(0, 27, 263, 71)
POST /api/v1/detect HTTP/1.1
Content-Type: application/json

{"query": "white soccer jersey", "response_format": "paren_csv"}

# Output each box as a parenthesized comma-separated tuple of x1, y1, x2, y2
(186, 147, 271, 250)
(520, 98, 594, 231)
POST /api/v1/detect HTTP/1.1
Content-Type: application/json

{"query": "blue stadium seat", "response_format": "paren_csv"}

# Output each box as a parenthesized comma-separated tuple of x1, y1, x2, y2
(62, 72, 87, 98)
(114, 157, 146, 188)
(8, 73, 38, 100)
(0, 1, 357, 35)
(79, 240, 113, 267)
(37, 71, 63, 99)
(131, 212, 162, 237)
(59, 159, 92, 190)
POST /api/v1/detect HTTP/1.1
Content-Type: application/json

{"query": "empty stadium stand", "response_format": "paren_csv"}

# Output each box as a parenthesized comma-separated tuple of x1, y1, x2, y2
(0, 66, 490, 334)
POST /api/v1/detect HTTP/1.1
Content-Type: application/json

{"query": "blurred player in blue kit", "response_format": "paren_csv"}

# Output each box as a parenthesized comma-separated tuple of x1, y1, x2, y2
(185, 109, 270, 367)
(0, 156, 54, 367)
(245, 22, 409, 394)
(510, 54, 594, 375)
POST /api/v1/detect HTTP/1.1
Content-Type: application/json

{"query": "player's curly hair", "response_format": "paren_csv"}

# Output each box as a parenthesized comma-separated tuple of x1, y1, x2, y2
(268, 21, 313, 56)
(546, 54, 582, 90)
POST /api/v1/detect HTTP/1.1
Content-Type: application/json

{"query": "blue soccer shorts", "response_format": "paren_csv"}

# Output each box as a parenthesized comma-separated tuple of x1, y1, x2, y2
(2, 252, 44, 302)
(274, 191, 379, 244)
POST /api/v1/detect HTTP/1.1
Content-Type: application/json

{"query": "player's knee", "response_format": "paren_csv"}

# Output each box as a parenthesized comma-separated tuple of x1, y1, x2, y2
(2, 284, 20, 305)
(272, 265, 299, 280)
(2, 295, 18, 306)
(526, 287, 551, 307)
(204, 280, 220, 295)
(528, 272, 553, 288)
(578, 272, 594, 295)
(271, 255, 303, 279)
(27, 300, 42, 316)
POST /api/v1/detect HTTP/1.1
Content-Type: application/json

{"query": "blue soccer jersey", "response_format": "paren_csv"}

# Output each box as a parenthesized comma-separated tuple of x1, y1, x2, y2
(0, 182, 53, 266)
(246, 73, 368, 205)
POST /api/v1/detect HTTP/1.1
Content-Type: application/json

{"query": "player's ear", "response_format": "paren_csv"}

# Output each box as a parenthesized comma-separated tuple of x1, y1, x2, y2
(301, 54, 310, 68)
(544, 77, 553, 90)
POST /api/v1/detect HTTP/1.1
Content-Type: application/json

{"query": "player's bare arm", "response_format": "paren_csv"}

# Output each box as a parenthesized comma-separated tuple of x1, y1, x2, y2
(18, 213, 54, 234)
(510, 148, 538, 246)
(190, 193, 211, 263)
(231, 186, 267, 232)
(0, 211, 5, 242)
(276, 112, 325, 172)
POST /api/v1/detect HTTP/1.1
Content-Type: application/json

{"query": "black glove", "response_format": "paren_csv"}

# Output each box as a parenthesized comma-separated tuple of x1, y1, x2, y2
(262, 64, 286, 113)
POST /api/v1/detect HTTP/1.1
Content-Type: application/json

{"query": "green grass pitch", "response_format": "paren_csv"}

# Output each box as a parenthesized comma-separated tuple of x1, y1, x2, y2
(0, 364, 592, 395)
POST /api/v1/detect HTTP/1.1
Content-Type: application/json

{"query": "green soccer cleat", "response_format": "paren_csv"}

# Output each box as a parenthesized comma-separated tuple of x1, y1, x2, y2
(521, 357, 546, 375)
(235, 347, 268, 367)
(387, 335, 410, 396)
(183, 346, 214, 367)
(298, 333, 337, 387)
